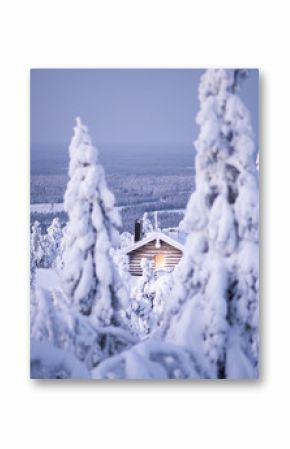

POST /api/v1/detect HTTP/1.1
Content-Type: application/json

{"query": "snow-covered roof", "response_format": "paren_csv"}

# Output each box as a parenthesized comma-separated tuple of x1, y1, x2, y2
(124, 231, 184, 254)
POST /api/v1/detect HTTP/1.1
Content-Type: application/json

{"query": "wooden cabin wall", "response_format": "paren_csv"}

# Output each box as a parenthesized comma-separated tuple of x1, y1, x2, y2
(128, 240, 183, 276)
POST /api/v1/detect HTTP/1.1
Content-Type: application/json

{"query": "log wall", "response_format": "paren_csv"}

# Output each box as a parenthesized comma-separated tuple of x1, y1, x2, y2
(128, 239, 183, 276)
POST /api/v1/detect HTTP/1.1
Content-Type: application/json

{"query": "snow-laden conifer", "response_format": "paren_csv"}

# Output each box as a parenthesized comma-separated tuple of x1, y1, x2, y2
(164, 69, 259, 378)
(61, 118, 128, 326)
(119, 231, 134, 249)
(126, 258, 155, 337)
(112, 250, 131, 288)
(152, 272, 174, 326)
(31, 287, 118, 369)
(142, 212, 153, 236)
(30, 221, 45, 282)
(43, 217, 63, 268)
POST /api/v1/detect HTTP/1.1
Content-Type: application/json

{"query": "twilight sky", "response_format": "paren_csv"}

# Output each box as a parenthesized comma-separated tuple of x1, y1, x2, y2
(30, 69, 259, 148)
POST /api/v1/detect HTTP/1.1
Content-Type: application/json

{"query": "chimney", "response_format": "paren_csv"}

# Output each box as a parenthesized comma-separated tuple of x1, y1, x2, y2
(134, 220, 142, 242)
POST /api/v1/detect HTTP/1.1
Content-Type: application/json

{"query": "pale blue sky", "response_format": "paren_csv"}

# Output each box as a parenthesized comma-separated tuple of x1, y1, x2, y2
(31, 69, 258, 148)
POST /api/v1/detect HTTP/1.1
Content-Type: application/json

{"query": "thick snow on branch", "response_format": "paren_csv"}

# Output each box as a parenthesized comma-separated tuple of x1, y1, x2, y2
(31, 340, 90, 379)
(92, 338, 204, 380)
(31, 284, 137, 369)
(123, 258, 156, 338)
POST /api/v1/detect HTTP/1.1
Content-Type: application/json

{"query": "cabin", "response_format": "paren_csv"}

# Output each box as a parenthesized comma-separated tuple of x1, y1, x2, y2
(124, 230, 184, 276)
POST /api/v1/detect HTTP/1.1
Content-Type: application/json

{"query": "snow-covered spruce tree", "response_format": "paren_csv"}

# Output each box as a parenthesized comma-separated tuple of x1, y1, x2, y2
(55, 224, 67, 272)
(43, 217, 63, 268)
(152, 272, 174, 326)
(163, 69, 259, 379)
(119, 231, 134, 249)
(142, 212, 153, 236)
(61, 117, 128, 329)
(112, 249, 131, 287)
(126, 258, 156, 337)
(30, 287, 115, 369)
(30, 221, 45, 281)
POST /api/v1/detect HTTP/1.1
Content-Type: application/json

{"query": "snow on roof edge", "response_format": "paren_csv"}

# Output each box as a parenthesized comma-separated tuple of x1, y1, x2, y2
(123, 231, 184, 254)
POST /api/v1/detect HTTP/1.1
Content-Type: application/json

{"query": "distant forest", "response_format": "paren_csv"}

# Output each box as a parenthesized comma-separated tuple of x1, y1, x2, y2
(30, 144, 195, 232)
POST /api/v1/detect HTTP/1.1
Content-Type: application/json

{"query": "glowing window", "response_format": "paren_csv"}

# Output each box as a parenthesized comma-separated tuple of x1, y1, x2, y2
(154, 254, 165, 268)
